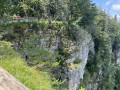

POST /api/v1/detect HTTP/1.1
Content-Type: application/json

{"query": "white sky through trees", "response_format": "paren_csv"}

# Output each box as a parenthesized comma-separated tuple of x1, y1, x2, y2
(92, 0, 120, 21)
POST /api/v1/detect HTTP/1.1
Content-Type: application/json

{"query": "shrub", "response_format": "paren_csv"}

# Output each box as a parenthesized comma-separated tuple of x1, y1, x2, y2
(73, 58, 82, 64)
(21, 35, 51, 64)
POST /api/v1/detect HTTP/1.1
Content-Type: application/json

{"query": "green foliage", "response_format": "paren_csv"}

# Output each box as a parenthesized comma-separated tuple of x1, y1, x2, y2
(86, 24, 99, 38)
(21, 34, 51, 64)
(52, 79, 66, 88)
(0, 0, 11, 16)
(1, 0, 120, 89)
(80, 8, 120, 89)
(115, 67, 120, 89)
(79, 87, 85, 90)
(86, 59, 98, 75)
(67, 0, 97, 26)
(0, 21, 48, 41)
(52, 61, 60, 68)
(68, 63, 81, 70)
(0, 41, 16, 59)
(0, 41, 53, 90)
(80, 70, 91, 89)
(93, 30, 116, 89)
(73, 58, 82, 64)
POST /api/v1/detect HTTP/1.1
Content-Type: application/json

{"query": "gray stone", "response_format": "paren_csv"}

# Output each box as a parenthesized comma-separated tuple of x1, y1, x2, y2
(0, 67, 29, 90)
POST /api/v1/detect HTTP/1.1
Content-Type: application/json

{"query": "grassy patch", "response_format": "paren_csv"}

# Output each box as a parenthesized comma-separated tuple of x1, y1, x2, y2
(0, 41, 53, 90)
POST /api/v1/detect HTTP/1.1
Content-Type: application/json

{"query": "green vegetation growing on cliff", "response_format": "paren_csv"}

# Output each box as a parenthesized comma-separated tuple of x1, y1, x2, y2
(80, 10, 120, 90)
(1, 0, 120, 90)
(0, 41, 53, 90)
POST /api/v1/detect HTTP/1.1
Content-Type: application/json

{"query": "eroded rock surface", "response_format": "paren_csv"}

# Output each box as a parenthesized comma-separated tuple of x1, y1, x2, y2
(0, 67, 29, 90)
(11, 27, 94, 90)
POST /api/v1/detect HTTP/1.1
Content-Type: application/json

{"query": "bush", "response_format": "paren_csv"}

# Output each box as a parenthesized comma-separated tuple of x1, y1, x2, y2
(20, 35, 51, 64)
(73, 58, 82, 64)
(0, 41, 16, 59)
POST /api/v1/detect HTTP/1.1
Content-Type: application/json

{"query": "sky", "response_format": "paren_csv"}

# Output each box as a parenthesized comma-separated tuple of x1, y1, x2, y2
(92, 0, 120, 21)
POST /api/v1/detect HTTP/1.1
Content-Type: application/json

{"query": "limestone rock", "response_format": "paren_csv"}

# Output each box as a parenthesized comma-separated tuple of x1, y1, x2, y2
(67, 32, 94, 90)
(0, 67, 29, 90)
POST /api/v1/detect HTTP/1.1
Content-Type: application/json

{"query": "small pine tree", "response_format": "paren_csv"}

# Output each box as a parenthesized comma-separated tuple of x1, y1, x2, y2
(114, 15, 117, 21)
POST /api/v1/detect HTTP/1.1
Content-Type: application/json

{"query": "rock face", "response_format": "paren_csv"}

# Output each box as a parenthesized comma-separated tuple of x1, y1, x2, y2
(0, 67, 29, 90)
(37, 29, 94, 90)
(117, 51, 120, 64)
(11, 26, 94, 90)
(66, 32, 94, 90)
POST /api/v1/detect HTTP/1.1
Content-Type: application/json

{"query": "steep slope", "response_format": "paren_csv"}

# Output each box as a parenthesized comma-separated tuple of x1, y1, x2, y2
(0, 22, 94, 89)
(1, 17, 120, 90)
(0, 41, 53, 90)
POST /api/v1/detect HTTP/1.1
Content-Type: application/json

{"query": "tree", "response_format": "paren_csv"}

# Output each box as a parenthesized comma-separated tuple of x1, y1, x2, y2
(0, 0, 11, 17)
(66, 0, 97, 27)
(114, 15, 117, 21)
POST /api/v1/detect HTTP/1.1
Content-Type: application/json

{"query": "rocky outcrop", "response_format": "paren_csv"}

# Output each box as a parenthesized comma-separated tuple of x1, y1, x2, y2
(37, 29, 94, 90)
(66, 32, 94, 90)
(11, 25, 94, 90)
(0, 67, 29, 90)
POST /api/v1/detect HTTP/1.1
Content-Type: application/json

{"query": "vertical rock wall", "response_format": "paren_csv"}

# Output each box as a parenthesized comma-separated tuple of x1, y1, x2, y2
(66, 33, 94, 90)
(11, 26, 94, 90)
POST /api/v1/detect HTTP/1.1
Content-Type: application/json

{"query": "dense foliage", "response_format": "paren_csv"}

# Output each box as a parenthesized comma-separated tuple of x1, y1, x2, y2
(1, 0, 120, 90)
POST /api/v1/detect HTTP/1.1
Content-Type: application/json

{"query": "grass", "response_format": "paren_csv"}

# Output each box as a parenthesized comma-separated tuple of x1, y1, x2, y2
(0, 41, 53, 90)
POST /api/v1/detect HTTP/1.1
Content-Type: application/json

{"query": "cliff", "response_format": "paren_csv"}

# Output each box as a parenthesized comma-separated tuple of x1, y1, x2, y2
(0, 20, 120, 90)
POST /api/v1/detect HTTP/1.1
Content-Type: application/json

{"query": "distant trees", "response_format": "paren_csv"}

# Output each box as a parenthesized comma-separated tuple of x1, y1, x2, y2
(114, 15, 117, 21)
(0, 0, 11, 16)
(1, 0, 120, 90)
(66, 0, 97, 27)
(0, 0, 97, 26)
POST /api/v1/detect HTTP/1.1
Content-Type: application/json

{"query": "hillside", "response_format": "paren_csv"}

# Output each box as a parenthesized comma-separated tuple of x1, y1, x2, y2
(1, 0, 120, 90)
(0, 41, 53, 90)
